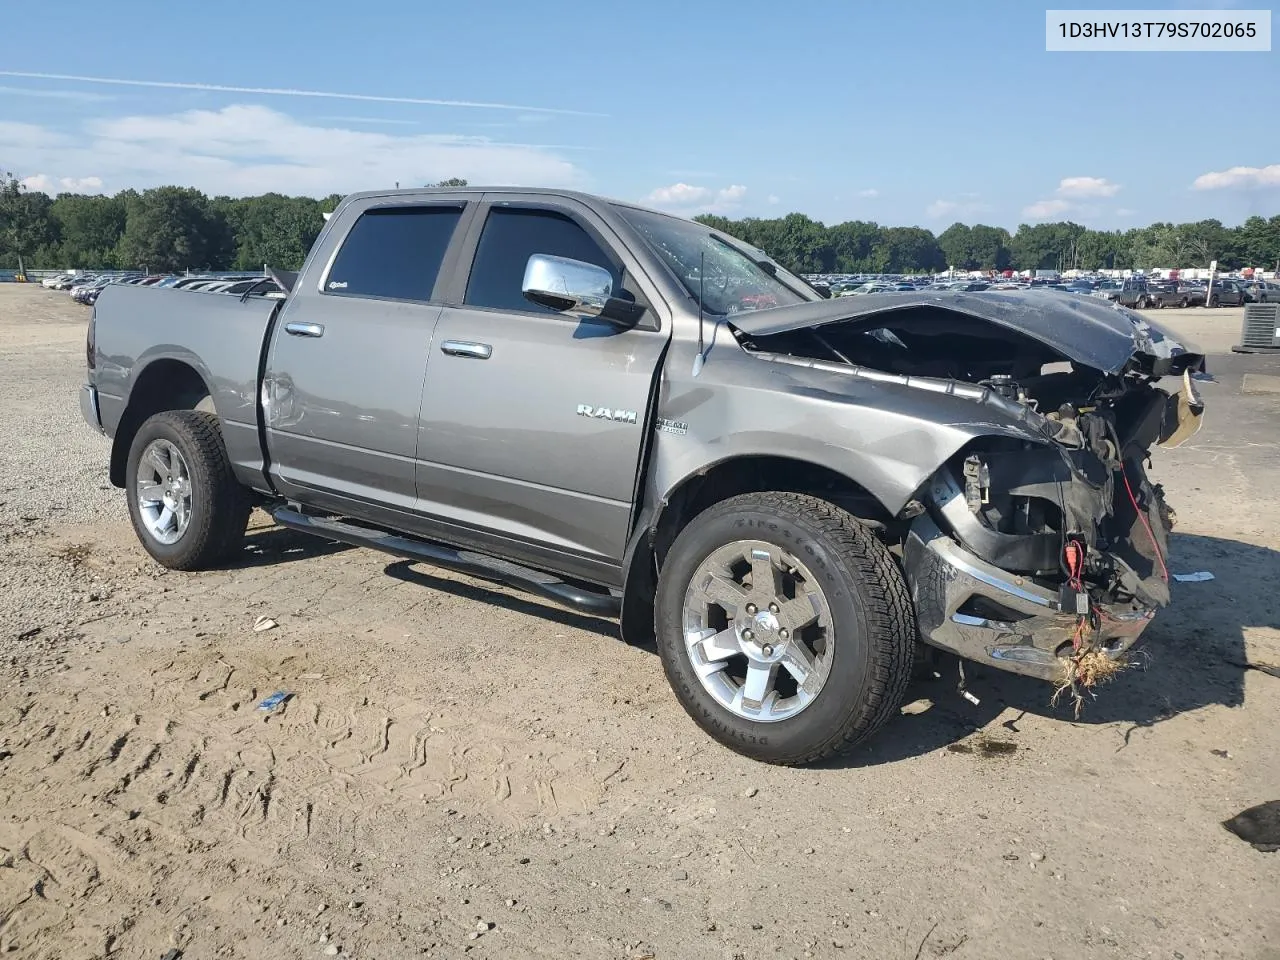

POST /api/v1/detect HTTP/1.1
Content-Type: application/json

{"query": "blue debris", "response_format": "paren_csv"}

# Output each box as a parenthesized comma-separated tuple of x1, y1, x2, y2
(258, 691, 293, 711)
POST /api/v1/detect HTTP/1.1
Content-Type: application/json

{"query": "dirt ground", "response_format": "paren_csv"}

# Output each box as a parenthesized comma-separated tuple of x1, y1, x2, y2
(1, 283, 1278, 960)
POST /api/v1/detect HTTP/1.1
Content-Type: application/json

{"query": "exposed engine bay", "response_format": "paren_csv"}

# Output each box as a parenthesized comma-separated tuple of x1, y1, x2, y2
(732, 296, 1207, 685)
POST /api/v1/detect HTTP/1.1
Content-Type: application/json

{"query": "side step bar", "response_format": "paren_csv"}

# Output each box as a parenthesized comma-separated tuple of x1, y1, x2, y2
(271, 506, 621, 618)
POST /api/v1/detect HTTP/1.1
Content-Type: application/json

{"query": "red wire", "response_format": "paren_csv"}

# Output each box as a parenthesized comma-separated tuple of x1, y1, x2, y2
(1121, 466, 1169, 583)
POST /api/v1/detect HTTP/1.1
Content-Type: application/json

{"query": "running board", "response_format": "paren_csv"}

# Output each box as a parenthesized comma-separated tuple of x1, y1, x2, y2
(271, 506, 621, 617)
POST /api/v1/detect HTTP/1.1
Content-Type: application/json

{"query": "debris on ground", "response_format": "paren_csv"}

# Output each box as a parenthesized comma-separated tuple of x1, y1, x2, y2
(258, 691, 292, 711)
(252, 615, 279, 632)
(1172, 571, 1215, 582)
(1222, 801, 1280, 853)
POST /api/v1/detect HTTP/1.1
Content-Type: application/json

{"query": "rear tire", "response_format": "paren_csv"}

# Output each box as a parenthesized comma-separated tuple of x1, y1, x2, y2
(125, 411, 251, 570)
(655, 492, 915, 765)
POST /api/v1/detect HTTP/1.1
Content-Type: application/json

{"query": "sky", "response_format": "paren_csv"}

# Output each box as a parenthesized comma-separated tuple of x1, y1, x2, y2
(0, 0, 1277, 231)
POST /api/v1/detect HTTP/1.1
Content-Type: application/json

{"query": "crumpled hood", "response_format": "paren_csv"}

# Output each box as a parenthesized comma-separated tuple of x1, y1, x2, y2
(729, 289, 1205, 376)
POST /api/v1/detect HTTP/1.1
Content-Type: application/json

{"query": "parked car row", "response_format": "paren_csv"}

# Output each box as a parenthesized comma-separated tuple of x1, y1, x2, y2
(1089, 276, 1278, 308)
(815, 271, 1279, 308)
(43, 272, 282, 305)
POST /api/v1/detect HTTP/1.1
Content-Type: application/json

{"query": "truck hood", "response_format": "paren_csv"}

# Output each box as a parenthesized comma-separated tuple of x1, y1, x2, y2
(729, 289, 1204, 376)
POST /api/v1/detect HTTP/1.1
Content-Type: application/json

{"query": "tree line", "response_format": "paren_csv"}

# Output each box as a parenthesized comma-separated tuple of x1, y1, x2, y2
(695, 212, 1280, 275)
(2, 172, 1277, 274)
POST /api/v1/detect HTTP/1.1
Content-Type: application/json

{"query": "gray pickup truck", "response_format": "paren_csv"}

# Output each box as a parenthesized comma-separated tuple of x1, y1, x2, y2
(81, 186, 1207, 765)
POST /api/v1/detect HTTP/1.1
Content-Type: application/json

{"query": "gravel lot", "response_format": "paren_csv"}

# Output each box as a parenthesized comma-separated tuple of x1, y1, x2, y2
(1, 283, 1278, 960)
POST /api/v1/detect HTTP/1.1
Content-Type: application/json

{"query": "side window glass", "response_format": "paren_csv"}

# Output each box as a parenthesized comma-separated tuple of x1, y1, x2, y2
(325, 205, 463, 301)
(464, 208, 621, 314)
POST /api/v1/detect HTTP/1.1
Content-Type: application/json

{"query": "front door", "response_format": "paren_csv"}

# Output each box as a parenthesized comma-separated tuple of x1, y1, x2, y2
(414, 200, 669, 578)
(264, 199, 468, 512)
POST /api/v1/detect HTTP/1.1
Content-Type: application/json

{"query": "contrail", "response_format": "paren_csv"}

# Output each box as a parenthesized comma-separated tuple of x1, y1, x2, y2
(0, 71, 605, 116)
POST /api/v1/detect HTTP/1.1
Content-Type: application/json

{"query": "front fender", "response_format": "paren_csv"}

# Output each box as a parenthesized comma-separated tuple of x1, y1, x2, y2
(648, 347, 1048, 517)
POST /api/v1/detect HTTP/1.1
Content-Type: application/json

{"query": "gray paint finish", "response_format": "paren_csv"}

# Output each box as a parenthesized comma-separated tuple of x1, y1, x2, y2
(415, 305, 668, 562)
(89, 283, 279, 487)
(82, 185, 1198, 645)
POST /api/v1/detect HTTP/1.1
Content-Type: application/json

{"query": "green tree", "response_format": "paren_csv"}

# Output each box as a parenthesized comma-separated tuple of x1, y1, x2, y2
(50, 193, 126, 268)
(969, 225, 1012, 270)
(428, 178, 469, 187)
(871, 226, 944, 273)
(0, 172, 58, 268)
(937, 222, 974, 269)
(1009, 222, 1085, 271)
(828, 220, 880, 272)
(214, 193, 325, 270)
(1238, 215, 1280, 269)
(117, 187, 233, 271)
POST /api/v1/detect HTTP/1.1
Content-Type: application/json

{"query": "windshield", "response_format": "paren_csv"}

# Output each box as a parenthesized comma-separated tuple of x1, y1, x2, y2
(613, 206, 813, 315)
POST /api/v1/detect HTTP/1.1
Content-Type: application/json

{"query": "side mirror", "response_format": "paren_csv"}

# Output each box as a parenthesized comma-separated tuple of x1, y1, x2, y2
(522, 254, 644, 327)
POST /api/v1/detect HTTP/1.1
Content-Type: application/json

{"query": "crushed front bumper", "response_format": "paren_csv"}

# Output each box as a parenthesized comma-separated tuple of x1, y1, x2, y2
(904, 514, 1154, 681)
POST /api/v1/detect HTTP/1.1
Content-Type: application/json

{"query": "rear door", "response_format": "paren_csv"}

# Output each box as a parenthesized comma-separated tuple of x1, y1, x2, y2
(264, 197, 472, 513)
(414, 196, 670, 581)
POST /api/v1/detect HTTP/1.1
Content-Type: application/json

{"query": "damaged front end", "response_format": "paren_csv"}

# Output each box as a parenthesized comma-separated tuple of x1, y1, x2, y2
(732, 291, 1206, 683)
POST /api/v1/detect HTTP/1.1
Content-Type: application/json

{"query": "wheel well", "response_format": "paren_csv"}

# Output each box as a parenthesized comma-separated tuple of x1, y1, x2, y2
(652, 456, 894, 563)
(109, 360, 213, 487)
(618, 455, 898, 647)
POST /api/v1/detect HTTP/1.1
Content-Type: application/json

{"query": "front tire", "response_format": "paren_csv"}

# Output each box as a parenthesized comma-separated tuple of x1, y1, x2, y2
(655, 492, 914, 765)
(125, 411, 251, 570)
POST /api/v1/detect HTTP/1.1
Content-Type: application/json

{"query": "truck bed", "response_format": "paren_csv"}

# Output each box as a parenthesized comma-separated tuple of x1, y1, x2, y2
(90, 283, 282, 485)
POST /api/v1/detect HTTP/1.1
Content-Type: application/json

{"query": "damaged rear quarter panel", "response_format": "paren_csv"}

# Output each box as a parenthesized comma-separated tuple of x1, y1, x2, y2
(648, 337, 1050, 518)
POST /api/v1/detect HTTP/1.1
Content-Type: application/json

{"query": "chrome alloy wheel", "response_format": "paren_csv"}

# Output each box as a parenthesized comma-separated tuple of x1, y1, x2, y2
(682, 540, 834, 722)
(135, 439, 193, 545)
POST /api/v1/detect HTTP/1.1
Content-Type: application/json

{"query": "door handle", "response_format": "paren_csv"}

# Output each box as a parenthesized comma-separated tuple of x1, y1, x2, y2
(285, 321, 325, 338)
(441, 340, 492, 359)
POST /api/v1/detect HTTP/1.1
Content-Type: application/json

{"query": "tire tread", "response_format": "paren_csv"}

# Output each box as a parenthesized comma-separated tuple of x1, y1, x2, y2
(659, 491, 915, 766)
(126, 411, 250, 570)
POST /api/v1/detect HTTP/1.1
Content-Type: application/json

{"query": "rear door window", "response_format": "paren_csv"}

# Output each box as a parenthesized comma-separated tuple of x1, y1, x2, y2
(464, 207, 621, 314)
(325, 205, 464, 302)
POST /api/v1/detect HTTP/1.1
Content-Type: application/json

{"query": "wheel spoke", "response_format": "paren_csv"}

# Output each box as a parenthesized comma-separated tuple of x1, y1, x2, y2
(147, 446, 171, 480)
(777, 592, 820, 632)
(780, 642, 817, 688)
(698, 573, 749, 614)
(157, 505, 174, 533)
(748, 548, 783, 600)
(137, 482, 165, 503)
(174, 498, 188, 532)
(689, 627, 740, 663)
(741, 661, 776, 706)
(681, 537, 836, 725)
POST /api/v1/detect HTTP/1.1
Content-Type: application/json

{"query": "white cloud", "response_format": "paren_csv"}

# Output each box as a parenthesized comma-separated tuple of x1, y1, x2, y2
(20, 174, 105, 194)
(645, 182, 709, 206)
(5, 104, 585, 197)
(0, 70, 601, 116)
(643, 182, 747, 214)
(1022, 198, 1071, 219)
(857, 188, 879, 198)
(926, 197, 989, 219)
(1115, 207, 1136, 217)
(1193, 164, 1280, 190)
(767, 194, 780, 204)
(1056, 176, 1120, 198)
